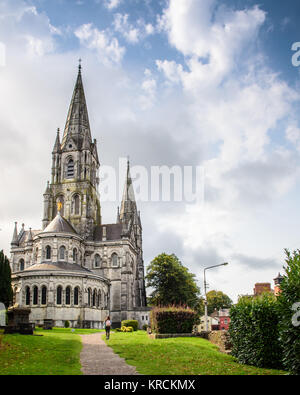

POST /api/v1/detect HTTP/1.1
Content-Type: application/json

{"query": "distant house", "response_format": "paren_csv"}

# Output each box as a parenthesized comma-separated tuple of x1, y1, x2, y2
(253, 283, 273, 296)
(218, 309, 231, 331)
(273, 273, 284, 296)
(197, 308, 231, 332)
(197, 315, 219, 332)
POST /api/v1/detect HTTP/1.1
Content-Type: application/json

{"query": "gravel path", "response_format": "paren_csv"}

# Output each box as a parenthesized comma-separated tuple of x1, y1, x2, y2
(80, 333, 140, 375)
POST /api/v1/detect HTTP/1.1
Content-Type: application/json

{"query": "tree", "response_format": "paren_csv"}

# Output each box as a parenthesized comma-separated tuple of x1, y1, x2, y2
(277, 249, 300, 375)
(0, 250, 13, 308)
(146, 253, 200, 309)
(206, 290, 233, 315)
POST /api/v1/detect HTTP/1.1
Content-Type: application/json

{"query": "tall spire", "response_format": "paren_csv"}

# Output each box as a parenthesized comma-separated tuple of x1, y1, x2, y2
(52, 128, 61, 154)
(119, 159, 137, 223)
(61, 62, 92, 149)
(11, 222, 18, 246)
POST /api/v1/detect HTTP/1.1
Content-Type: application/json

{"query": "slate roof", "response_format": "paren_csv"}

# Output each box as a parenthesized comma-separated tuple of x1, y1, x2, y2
(93, 224, 123, 241)
(43, 213, 77, 234)
(23, 261, 92, 274)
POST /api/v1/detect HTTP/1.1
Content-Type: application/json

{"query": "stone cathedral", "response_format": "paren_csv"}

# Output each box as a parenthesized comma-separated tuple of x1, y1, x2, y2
(9, 65, 149, 329)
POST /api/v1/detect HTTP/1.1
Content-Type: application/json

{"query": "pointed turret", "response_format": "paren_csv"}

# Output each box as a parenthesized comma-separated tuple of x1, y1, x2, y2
(61, 62, 92, 150)
(19, 223, 25, 240)
(44, 181, 51, 195)
(26, 228, 33, 244)
(11, 222, 19, 246)
(119, 159, 137, 224)
(52, 128, 62, 154)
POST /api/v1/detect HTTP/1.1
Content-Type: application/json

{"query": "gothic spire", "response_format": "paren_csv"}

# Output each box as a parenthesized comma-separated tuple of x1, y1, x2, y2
(52, 128, 61, 154)
(119, 159, 137, 223)
(26, 228, 33, 244)
(61, 62, 92, 150)
(11, 222, 18, 246)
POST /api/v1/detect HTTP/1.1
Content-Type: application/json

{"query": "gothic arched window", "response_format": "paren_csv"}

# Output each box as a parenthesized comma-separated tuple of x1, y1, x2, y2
(73, 194, 80, 215)
(57, 286, 62, 305)
(25, 286, 30, 305)
(46, 246, 51, 260)
(88, 288, 91, 306)
(97, 291, 101, 308)
(65, 286, 71, 305)
(19, 259, 25, 271)
(94, 254, 101, 268)
(66, 158, 74, 178)
(112, 253, 118, 267)
(73, 248, 78, 263)
(33, 286, 38, 305)
(74, 287, 79, 306)
(59, 246, 66, 261)
(41, 286, 47, 305)
(92, 289, 97, 307)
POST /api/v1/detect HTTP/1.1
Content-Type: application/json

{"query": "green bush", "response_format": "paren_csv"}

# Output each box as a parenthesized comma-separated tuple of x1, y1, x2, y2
(121, 320, 138, 331)
(64, 320, 70, 328)
(229, 293, 282, 369)
(277, 250, 300, 375)
(142, 324, 148, 331)
(150, 306, 198, 334)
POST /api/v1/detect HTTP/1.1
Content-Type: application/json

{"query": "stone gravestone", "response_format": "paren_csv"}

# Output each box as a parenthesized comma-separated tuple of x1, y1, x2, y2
(0, 302, 6, 327)
(4, 307, 34, 335)
(43, 319, 54, 330)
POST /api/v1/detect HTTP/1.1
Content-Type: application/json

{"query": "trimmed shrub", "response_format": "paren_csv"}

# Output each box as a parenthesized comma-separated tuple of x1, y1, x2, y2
(121, 320, 138, 331)
(150, 306, 198, 334)
(64, 320, 70, 328)
(277, 250, 300, 375)
(229, 293, 282, 369)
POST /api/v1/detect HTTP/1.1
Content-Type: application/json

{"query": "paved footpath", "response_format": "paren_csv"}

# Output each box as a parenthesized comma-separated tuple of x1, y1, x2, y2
(80, 333, 140, 375)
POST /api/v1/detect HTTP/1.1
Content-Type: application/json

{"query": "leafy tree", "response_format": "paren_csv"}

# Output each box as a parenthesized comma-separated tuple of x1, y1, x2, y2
(206, 290, 233, 315)
(277, 249, 300, 375)
(146, 253, 200, 309)
(0, 250, 13, 308)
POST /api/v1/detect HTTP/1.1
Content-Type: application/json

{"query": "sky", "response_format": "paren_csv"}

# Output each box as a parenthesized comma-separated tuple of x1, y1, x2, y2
(1, 0, 300, 302)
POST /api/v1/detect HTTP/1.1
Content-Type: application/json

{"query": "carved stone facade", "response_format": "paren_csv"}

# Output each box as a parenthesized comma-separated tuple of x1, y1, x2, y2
(10, 65, 149, 328)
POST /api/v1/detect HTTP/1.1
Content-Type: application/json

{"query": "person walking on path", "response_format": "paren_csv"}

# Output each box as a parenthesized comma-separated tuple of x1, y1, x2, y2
(105, 316, 111, 340)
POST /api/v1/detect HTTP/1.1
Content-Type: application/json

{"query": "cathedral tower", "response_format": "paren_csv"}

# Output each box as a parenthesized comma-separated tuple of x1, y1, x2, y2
(43, 64, 101, 239)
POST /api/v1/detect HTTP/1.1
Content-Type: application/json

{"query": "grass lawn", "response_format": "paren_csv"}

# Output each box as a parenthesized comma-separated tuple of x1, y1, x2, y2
(0, 327, 102, 375)
(104, 331, 286, 375)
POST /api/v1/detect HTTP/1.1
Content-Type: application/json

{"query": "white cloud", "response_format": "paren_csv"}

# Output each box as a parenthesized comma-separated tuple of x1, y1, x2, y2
(113, 13, 155, 44)
(156, 59, 183, 84)
(75, 23, 125, 65)
(138, 69, 157, 110)
(158, 0, 266, 88)
(103, 0, 122, 10)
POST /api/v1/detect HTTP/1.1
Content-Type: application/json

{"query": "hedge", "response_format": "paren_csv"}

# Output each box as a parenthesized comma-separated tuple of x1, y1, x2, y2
(277, 250, 300, 375)
(121, 320, 138, 331)
(229, 293, 282, 369)
(150, 306, 198, 334)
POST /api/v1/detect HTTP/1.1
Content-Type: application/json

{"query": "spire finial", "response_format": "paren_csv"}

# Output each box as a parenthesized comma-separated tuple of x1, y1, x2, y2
(78, 58, 82, 73)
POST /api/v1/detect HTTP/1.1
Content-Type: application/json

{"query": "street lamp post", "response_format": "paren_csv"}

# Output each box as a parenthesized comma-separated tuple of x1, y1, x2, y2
(204, 263, 229, 332)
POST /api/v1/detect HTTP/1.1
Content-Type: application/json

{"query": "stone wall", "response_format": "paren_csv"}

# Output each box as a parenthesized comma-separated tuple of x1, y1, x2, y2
(207, 330, 232, 353)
